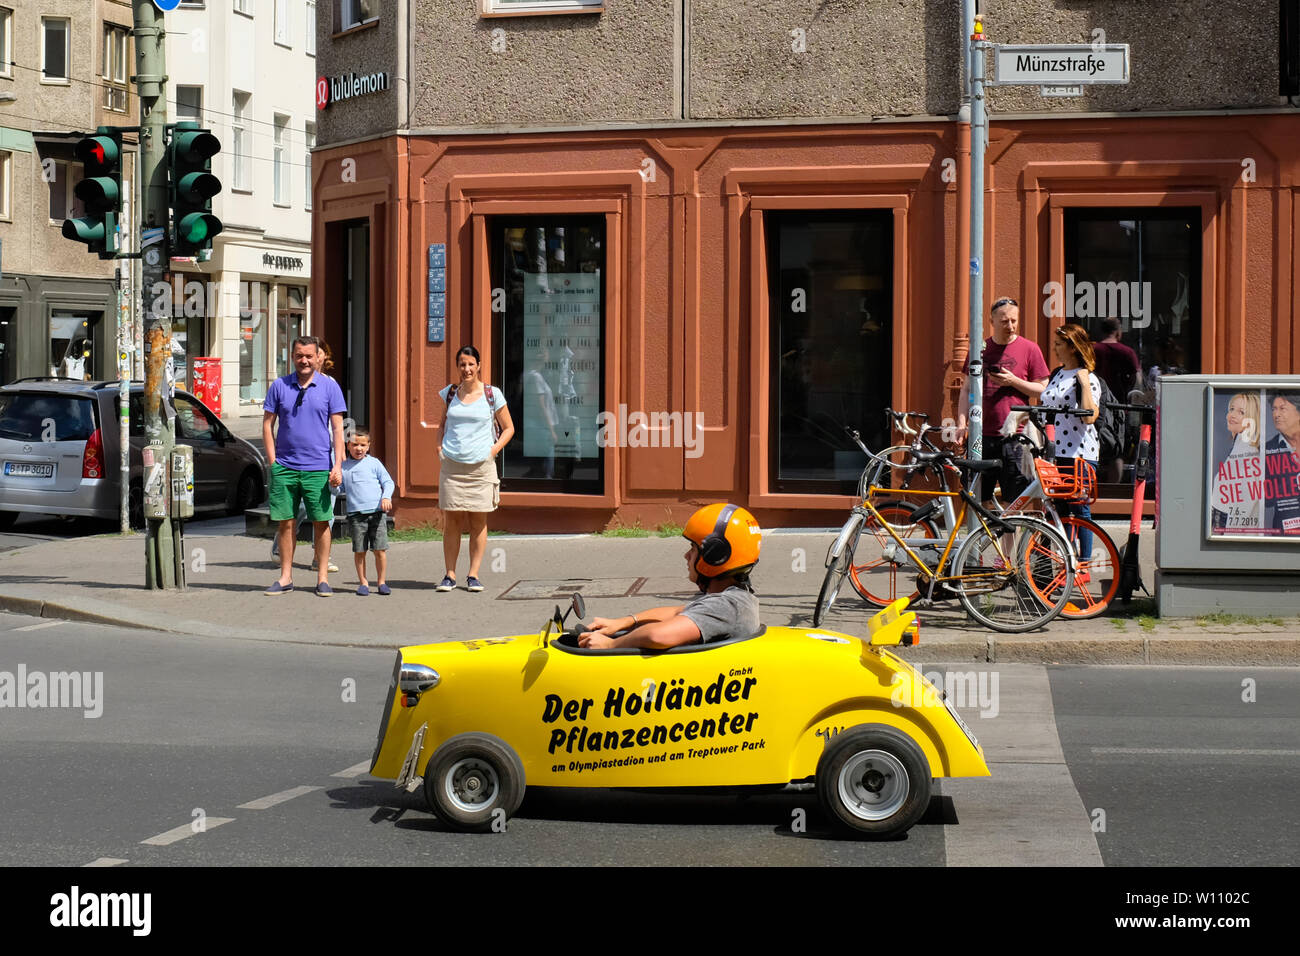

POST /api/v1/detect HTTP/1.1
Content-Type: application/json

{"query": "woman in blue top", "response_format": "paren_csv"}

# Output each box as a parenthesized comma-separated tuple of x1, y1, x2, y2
(436, 346, 515, 592)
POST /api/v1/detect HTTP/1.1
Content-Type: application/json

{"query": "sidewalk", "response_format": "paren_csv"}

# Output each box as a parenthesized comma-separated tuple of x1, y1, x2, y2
(0, 522, 1296, 664)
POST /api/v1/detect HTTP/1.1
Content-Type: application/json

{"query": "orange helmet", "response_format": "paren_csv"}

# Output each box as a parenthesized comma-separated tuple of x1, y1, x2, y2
(683, 503, 762, 578)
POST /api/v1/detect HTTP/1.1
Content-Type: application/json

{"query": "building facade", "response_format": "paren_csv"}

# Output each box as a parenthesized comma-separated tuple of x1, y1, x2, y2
(0, 0, 138, 387)
(312, 0, 1300, 530)
(164, 0, 317, 419)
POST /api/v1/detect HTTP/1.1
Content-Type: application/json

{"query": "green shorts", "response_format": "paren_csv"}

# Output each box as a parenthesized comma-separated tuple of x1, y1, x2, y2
(268, 463, 333, 522)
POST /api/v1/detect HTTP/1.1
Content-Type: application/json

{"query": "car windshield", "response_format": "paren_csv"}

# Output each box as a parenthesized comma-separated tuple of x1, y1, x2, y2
(0, 393, 97, 442)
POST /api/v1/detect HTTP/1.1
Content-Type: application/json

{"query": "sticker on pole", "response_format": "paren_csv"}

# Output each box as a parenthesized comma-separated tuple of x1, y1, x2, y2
(969, 258, 981, 276)
(152, 0, 184, 11)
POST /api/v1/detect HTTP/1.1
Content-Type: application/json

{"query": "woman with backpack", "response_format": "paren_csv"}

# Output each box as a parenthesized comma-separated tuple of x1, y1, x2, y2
(436, 345, 515, 592)
(1041, 323, 1102, 559)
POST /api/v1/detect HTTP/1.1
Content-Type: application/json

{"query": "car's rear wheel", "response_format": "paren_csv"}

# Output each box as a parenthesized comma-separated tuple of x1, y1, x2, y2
(228, 468, 262, 516)
(816, 726, 931, 839)
(424, 732, 525, 833)
(0, 511, 18, 531)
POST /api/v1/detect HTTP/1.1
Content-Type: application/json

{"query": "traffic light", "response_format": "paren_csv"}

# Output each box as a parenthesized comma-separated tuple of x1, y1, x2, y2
(62, 127, 123, 259)
(168, 122, 223, 256)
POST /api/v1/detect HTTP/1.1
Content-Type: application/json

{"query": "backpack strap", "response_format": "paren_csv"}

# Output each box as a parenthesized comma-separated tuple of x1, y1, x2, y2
(445, 383, 457, 406)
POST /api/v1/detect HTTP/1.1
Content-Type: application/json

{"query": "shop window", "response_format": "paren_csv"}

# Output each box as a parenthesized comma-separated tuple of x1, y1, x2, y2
(239, 281, 269, 401)
(50, 312, 98, 379)
(767, 210, 894, 494)
(1063, 208, 1200, 493)
(276, 285, 306, 375)
(490, 216, 605, 494)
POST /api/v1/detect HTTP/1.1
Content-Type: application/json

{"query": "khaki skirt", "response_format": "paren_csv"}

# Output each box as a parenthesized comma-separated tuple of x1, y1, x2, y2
(439, 447, 500, 512)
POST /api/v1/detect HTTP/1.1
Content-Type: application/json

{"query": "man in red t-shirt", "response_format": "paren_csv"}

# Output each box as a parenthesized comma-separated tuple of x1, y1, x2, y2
(957, 296, 1050, 500)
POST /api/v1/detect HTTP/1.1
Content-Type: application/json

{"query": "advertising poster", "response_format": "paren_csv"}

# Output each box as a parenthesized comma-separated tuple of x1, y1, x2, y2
(522, 273, 600, 465)
(1206, 385, 1300, 541)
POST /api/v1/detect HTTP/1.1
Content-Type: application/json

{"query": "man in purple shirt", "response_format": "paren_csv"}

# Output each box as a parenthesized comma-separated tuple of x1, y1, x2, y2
(262, 337, 347, 596)
(957, 296, 1050, 500)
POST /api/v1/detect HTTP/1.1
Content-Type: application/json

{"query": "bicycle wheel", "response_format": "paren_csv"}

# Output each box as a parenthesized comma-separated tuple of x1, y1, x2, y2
(953, 516, 1073, 632)
(847, 502, 941, 607)
(814, 524, 859, 627)
(1055, 516, 1120, 619)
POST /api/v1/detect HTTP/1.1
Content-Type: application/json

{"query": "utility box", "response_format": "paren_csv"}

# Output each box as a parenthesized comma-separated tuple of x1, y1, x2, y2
(142, 442, 168, 519)
(1156, 375, 1300, 615)
(170, 444, 194, 519)
(191, 357, 222, 419)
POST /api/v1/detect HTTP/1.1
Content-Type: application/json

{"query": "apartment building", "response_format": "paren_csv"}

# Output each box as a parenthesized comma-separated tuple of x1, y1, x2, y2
(165, 0, 317, 419)
(0, 0, 137, 386)
(311, 1, 1300, 530)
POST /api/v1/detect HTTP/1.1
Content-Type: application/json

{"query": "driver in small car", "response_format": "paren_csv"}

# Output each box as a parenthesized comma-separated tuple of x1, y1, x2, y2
(578, 504, 762, 650)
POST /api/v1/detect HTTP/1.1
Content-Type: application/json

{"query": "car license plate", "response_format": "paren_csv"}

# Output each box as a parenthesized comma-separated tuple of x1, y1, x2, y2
(3, 461, 54, 479)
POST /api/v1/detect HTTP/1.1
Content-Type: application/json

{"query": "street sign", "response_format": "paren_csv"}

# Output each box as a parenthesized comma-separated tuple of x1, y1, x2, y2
(152, 0, 183, 11)
(993, 44, 1130, 86)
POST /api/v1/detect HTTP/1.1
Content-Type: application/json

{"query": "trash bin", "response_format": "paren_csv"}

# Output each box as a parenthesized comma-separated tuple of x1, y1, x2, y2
(191, 356, 222, 418)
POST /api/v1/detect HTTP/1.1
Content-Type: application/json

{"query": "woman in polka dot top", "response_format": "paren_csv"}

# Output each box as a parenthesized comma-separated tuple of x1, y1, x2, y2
(1041, 323, 1102, 557)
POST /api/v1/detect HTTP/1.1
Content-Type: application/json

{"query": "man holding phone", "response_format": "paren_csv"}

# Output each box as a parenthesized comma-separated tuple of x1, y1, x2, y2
(956, 296, 1050, 500)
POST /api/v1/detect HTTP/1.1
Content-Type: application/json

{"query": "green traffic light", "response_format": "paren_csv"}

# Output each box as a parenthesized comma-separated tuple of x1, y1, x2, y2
(168, 123, 223, 254)
(178, 212, 221, 244)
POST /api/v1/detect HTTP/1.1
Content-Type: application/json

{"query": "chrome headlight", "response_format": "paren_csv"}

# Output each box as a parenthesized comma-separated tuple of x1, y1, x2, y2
(399, 664, 441, 695)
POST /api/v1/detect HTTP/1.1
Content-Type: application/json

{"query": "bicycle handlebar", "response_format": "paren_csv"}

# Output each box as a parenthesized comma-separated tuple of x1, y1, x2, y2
(1008, 404, 1090, 418)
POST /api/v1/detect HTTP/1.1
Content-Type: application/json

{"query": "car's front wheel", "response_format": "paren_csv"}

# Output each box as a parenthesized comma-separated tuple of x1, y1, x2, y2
(228, 468, 262, 516)
(815, 726, 931, 839)
(424, 733, 526, 832)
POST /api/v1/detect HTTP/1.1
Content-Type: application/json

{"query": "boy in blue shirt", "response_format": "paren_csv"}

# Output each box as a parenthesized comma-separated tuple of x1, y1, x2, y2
(336, 427, 395, 595)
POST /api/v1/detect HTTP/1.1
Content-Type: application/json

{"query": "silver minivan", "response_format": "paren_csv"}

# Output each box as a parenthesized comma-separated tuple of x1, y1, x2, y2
(0, 379, 266, 529)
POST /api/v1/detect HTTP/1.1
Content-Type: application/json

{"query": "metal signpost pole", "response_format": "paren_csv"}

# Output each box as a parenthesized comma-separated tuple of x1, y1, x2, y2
(117, 267, 130, 535)
(967, 16, 989, 503)
(133, 0, 180, 588)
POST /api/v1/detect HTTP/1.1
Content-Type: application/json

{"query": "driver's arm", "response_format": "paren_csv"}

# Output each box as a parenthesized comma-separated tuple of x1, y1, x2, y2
(579, 613, 701, 650)
(582, 604, 685, 638)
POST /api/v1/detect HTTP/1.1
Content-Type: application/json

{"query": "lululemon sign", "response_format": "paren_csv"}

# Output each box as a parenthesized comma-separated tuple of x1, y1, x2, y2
(317, 70, 390, 109)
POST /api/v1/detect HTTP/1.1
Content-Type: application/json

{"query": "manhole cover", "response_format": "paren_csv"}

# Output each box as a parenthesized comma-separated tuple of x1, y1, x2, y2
(497, 577, 646, 600)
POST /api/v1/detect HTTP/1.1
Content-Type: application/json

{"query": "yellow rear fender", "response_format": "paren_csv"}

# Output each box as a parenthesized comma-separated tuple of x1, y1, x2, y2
(789, 700, 989, 781)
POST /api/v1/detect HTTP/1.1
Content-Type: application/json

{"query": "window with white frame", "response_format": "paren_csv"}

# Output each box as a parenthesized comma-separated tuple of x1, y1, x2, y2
(273, 114, 289, 205)
(232, 91, 251, 190)
(103, 25, 129, 112)
(338, 0, 378, 31)
(0, 150, 11, 220)
(274, 0, 290, 45)
(176, 85, 203, 123)
(41, 17, 71, 83)
(306, 0, 316, 55)
(479, 0, 604, 15)
(0, 8, 13, 79)
(48, 160, 85, 222)
(235, 0, 253, 16)
(304, 122, 315, 210)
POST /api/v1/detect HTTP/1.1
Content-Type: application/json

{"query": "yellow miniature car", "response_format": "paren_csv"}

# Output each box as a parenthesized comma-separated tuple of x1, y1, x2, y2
(369, 597, 989, 839)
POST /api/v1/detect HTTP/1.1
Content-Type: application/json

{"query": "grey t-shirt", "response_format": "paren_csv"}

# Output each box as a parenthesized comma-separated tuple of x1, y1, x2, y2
(680, 585, 762, 644)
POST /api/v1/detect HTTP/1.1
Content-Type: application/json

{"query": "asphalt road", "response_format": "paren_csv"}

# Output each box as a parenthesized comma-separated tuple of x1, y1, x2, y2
(1, 612, 1295, 868)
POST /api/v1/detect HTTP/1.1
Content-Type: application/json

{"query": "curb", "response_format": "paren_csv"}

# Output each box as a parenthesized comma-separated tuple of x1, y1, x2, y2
(3, 591, 1297, 663)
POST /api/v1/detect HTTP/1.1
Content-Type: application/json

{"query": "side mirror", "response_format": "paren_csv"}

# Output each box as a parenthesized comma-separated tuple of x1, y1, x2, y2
(571, 593, 586, 621)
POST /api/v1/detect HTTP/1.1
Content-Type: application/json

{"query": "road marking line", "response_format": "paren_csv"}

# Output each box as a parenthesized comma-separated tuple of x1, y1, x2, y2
(331, 760, 371, 778)
(942, 664, 1103, 867)
(83, 857, 128, 867)
(13, 620, 61, 632)
(141, 817, 234, 846)
(1093, 747, 1300, 756)
(237, 785, 322, 810)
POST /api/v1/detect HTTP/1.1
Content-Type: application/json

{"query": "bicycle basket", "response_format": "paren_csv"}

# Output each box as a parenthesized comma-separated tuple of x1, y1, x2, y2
(1033, 457, 1098, 503)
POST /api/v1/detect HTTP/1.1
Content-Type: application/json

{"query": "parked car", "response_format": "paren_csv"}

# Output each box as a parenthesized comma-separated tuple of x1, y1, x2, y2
(0, 378, 266, 529)
(370, 595, 990, 839)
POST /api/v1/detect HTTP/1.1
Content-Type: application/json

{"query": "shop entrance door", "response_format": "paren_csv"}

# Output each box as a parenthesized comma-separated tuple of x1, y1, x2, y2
(0, 308, 15, 385)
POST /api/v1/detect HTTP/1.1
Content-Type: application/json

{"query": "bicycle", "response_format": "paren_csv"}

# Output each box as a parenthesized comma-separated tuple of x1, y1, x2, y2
(814, 440, 1074, 633)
